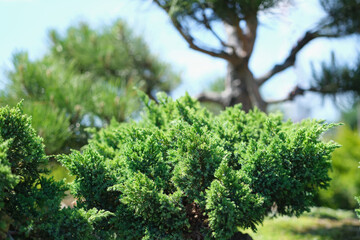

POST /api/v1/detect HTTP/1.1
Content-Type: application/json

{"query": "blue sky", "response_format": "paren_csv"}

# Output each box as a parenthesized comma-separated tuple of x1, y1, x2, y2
(0, 0, 358, 121)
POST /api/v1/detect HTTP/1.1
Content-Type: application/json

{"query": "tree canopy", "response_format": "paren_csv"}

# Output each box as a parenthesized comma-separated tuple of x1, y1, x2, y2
(149, 0, 360, 112)
(0, 19, 180, 154)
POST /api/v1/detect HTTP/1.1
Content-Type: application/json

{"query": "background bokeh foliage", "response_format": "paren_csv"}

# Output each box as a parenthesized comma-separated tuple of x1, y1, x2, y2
(0, 19, 180, 155)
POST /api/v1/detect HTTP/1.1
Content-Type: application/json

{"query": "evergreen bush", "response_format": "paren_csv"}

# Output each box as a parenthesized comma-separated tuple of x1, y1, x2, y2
(0, 103, 111, 239)
(60, 93, 338, 239)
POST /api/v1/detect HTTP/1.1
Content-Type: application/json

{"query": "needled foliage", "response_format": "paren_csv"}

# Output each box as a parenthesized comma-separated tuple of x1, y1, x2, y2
(0, 19, 180, 154)
(0, 138, 18, 238)
(48, 21, 179, 95)
(312, 53, 360, 105)
(0, 103, 112, 239)
(60, 93, 338, 239)
(162, 0, 282, 22)
(320, 0, 360, 35)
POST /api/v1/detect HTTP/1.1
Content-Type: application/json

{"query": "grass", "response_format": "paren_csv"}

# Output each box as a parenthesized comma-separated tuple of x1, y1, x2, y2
(47, 161, 76, 207)
(47, 160, 75, 183)
(242, 208, 360, 240)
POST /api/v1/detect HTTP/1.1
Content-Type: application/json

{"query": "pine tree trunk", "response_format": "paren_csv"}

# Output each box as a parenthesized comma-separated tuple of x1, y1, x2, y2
(223, 22, 267, 112)
(224, 61, 266, 112)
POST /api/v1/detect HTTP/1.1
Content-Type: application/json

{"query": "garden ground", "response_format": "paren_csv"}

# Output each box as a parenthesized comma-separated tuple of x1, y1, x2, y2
(242, 208, 360, 240)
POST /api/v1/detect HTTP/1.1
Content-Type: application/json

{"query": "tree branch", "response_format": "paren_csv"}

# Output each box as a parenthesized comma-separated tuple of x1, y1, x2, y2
(244, 15, 258, 57)
(266, 86, 306, 104)
(256, 30, 342, 86)
(196, 91, 225, 107)
(266, 85, 338, 104)
(152, 0, 166, 9)
(200, 12, 235, 52)
(173, 20, 233, 60)
(152, 0, 233, 60)
(256, 31, 318, 86)
(235, 23, 247, 45)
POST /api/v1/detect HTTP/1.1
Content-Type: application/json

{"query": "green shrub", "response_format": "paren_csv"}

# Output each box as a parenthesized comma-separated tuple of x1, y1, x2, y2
(0, 103, 111, 239)
(355, 198, 360, 219)
(0, 137, 18, 238)
(60, 93, 338, 239)
(315, 126, 360, 209)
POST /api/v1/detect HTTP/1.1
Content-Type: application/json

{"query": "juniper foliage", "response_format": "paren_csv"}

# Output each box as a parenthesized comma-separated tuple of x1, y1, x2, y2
(0, 103, 112, 239)
(61, 93, 338, 239)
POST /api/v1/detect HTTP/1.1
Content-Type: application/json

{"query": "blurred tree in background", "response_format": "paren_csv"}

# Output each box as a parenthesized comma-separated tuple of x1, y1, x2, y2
(340, 101, 360, 132)
(0, 20, 180, 154)
(316, 126, 360, 209)
(316, 101, 360, 210)
(148, 0, 360, 112)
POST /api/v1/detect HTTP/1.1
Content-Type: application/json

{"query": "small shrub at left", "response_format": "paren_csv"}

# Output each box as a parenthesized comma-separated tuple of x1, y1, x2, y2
(0, 102, 111, 239)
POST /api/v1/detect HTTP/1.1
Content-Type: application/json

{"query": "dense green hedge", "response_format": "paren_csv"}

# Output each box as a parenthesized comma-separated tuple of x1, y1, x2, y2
(0, 95, 338, 239)
(61, 93, 338, 239)
(0, 103, 110, 239)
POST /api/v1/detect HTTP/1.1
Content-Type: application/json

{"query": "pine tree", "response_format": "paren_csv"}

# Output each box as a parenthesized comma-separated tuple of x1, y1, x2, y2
(147, 0, 360, 112)
(0, 20, 180, 154)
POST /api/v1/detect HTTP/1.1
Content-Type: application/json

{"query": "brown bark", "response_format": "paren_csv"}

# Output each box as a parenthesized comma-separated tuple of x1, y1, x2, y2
(193, 19, 342, 112)
(154, 0, 345, 113)
(195, 19, 267, 112)
(183, 199, 254, 240)
(226, 61, 268, 112)
(221, 21, 266, 112)
(225, 62, 252, 110)
(184, 201, 207, 240)
(196, 61, 267, 112)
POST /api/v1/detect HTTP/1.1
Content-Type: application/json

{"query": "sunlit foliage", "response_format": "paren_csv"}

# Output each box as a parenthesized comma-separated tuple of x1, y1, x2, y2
(0, 20, 180, 154)
(61, 93, 338, 239)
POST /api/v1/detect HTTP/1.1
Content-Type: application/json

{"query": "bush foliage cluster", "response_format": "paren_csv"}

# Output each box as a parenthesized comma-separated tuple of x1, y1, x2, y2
(0, 103, 112, 239)
(0, 94, 338, 239)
